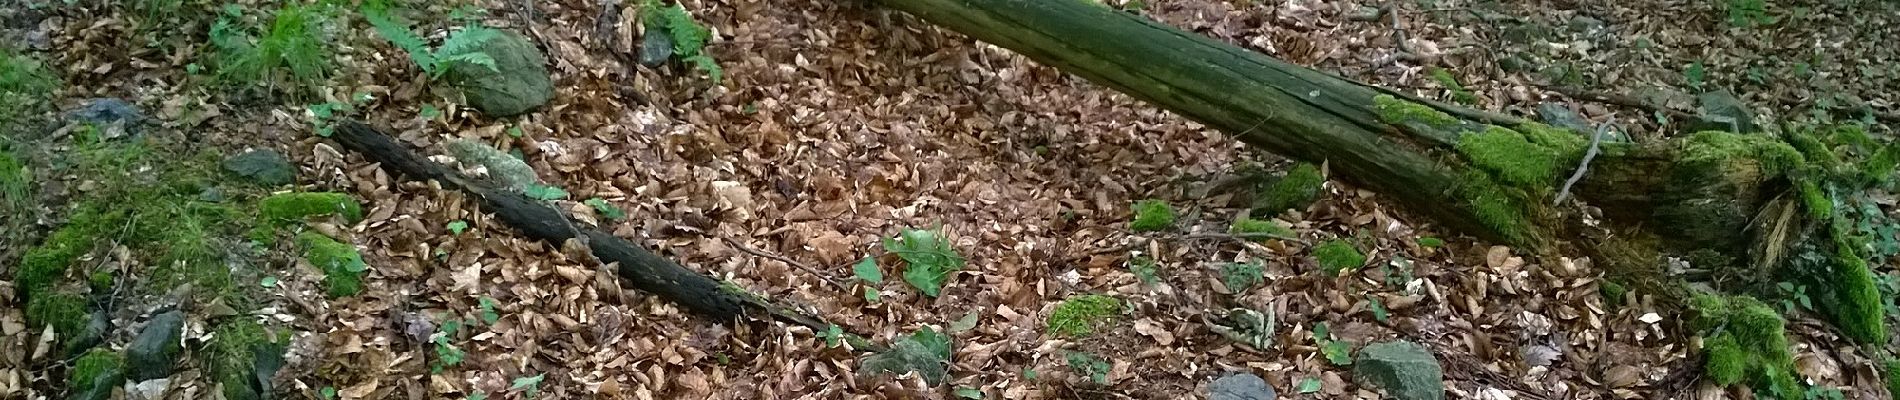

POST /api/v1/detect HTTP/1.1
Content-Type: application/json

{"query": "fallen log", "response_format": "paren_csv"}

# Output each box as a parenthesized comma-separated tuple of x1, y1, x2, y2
(331, 120, 831, 331)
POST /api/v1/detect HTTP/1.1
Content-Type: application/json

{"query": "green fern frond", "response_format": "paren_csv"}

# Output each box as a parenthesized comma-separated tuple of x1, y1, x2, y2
(436, 53, 498, 75)
(683, 54, 721, 83)
(654, 5, 710, 57)
(363, 4, 435, 70)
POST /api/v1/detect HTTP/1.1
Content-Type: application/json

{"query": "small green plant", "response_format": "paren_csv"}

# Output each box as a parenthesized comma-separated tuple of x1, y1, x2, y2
(210, 3, 334, 93)
(1684, 61, 1707, 90)
(1428, 67, 1479, 105)
(509, 373, 545, 398)
(1725, 0, 1776, 28)
(523, 184, 569, 200)
(296, 232, 366, 298)
(0, 49, 57, 125)
(1381, 257, 1415, 287)
(859, 326, 953, 384)
(1415, 236, 1445, 248)
(1220, 262, 1265, 292)
(446, 220, 469, 235)
(1128, 199, 1175, 232)
(853, 257, 882, 302)
(1312, 322, 1353, 366)
(1776, 281, 1813, 313)
(1368, 295, 1389, 322)
(1047, 294, 1121, 337)
(363, 2, 503, 79)
(1313, 239, 1365, 277)
(1129, 256, 1159, 285)
(1800, 385, 1844, 400)
(1601, 280, 1628, 309)
(1063, 351, 1110, 384)
(1884, 359, 1899, 399)
(479, 296, 501, 324)
(954, 387, 983, 399)
(307, 92, 371, 137)
(641, 0, 723, 83)
(884, 227, 964, 297)
(432, 320, 466, 373)
(1297, 377, 1323, 393)
(584, 198, 626, 220)
(818, 324, 844, 347)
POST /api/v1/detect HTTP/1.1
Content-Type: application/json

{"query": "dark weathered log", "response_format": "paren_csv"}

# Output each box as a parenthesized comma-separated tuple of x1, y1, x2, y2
(331, 121, 747, 320)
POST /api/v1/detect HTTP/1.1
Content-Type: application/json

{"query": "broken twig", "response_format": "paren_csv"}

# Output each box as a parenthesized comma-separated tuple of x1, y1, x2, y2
(1555, 116, 1614, 205)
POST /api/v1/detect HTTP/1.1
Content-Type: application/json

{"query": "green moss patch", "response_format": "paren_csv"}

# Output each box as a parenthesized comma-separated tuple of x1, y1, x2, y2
(1455, 171, 1534, 244)
(1679, 131, 1801, 175)
(1821, 238, 1886, 344)
(1599, 280, 1627, 309)
(1229, 216, 1292, 239)
(25, 290, 88, 342)
(1313, 239, 1364, 276)
(1372, 94, 1458, 129)
(1690, 294, 1798, 399)
(1253, 163, 1323, 216)
(1885, 359, 1900, 398)
(296, 232, 366, 298)
(259, 192, 363, 224)
(1047, 294, 1121, 337)
(70, 348, 124, 396)
(1128, 199, 1174, 232)
(1457, 126, 1567, 186)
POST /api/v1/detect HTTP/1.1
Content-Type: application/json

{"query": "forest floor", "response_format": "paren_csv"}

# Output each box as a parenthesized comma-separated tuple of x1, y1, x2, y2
(0, 0, 1896, 399)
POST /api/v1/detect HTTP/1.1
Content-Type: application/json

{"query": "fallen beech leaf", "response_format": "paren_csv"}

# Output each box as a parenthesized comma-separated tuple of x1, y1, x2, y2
(1133, 318, 1174, 346)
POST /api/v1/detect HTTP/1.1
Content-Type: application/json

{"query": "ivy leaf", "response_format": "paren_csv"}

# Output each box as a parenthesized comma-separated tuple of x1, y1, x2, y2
(1321, 341, 1354, 366)
(419, 104, 440, 119)
(948, 311, 980, 333)
(885, 227, 963, 297)
(506, 126, 524, 138)
(479, 296, 500, 325)
(1297, 377, 1323, 393)
(523, 184, 568, 200)
(447, 220, 469, 235)
(1368, 296, 1389, 322)
(863, 287, 880, 302)
(585, 198, 626, 220)
(954, 387, 983, 399)
(508, 373, 545, 392)
(259, 276, 279, 288)
(852, 257, 882, 284)
(909, 326, 952, 360)
(819, 324, 843, 348)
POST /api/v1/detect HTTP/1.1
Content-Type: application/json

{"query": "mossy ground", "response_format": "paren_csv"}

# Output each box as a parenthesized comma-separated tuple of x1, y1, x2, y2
(1253, 163, 1322, 216)
(206, 318, 279, 400)
(24, 289, 88, 343)
(1886, 359, 1900, 398)
(1128, 199, 1174, 232)
(296, 231, 365, 298)
(1313, 239, 1364, 277)
(1229, 216, 1292, 239)
(1047, 294, 1121, 337)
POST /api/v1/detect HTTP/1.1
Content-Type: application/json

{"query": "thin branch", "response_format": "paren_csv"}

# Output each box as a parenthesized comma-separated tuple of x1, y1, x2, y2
(1555, 116, 1614, 205)
(722, 237, 852, 290)
(1173, 231, 1307, 243)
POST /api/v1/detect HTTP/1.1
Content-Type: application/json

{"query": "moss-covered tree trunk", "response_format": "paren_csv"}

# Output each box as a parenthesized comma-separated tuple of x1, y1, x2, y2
(873, 0, 1892, 350)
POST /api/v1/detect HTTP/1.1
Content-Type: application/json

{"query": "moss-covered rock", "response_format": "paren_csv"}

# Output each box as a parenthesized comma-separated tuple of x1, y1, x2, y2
(1353, 341, 1443, 400)
(1313, 239, 1364, 277)
(1253, 163, 1323, 216)
(70, 348, 124, 400)
(1046, 294, 1121, 338)
(1690, 293, 1799, 399)
(259, 191, 363, 223)
(443, 139, 539, 191)
(296, 232, 366, 298)
(205, 319, 282, 400)
(447, 30, 554, 117)
(1128, 199, 1174, 232)
(127, 310, 186, 381)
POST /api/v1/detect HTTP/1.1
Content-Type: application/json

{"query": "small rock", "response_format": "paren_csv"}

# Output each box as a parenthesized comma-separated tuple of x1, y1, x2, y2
(1689, 90, 1757, 133)
(67, 98, 148, 136)
(638, 19, 674, 67)
(1208, 373, 1277, 400)
(1353, 341, 1444, 400)
(449, 30, 554, 117)
(1345, 6, 1384, 22)
(223, 149, 295, 186)
(1567, 15, 1604, 32)
(66, 310, 110, 356)
(1536, 102, 1592, 134)
(126, 310, 186, 381)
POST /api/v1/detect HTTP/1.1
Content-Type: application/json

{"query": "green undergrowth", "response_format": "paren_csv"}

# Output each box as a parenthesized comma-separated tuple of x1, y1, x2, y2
(1, 49, 57, 130)
(259, 191, 364, 224)
(24, 289, 87, 345)
(1047, 294, 1122, 337)
(1128, 199, 1174, 232)
(1692, 293, 1799, 399)
(1777, 123, 1893, 345)
(363, 1, 503, 80)
(1886, 360, 1900, 398)
(1253, 162, 1322, 216)
(1229, 216, 1292, 239)
(211, 1, 336, 95)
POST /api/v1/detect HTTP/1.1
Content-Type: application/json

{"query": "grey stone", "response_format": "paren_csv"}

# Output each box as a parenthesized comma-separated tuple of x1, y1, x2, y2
(223, 149, 294, 186)
(1353, 341, 1444, 400)
(66, 98, 147, 137)
(126, 310, 185, 381)
(66, 310, 110, 356)
(638, 19, 674, 67)
(1209, 373, 1277, 400)
(449, 30, 554, 117)
(1690, 91, 1757, 133)
(1536, 103, 1592, 134)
